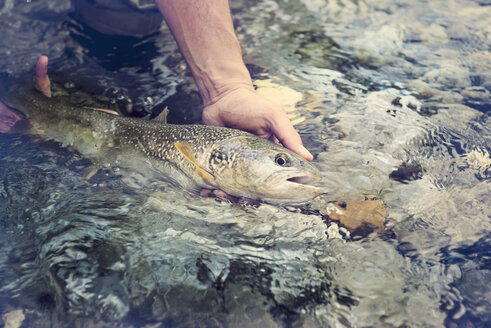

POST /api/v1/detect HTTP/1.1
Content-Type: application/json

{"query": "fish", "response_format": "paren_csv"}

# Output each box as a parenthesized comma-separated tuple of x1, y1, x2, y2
(0, 75, 321, 204)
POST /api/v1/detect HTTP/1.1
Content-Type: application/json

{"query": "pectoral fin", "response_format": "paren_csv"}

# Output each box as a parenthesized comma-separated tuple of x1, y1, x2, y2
(174, 142, 214, 181)
(81, 165, 99, 185)
(89, 108, 119, 116)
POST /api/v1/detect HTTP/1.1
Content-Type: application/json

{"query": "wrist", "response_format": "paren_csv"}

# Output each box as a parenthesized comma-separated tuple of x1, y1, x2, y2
(194, 65, 255, 107)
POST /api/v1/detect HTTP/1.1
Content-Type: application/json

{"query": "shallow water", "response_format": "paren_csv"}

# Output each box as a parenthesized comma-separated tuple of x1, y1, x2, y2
(0, 0, 490, 327)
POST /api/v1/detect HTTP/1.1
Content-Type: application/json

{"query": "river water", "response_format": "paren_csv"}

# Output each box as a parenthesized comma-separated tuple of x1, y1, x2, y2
(0, 0, 490, 327)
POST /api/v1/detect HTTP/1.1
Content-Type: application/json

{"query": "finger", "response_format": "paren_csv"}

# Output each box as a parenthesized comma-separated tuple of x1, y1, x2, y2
(35, 56, 51, 98)
(200, 189, 213, 197)
(271, 113, 313, 161)
(268, 134, 279, 144)
(237, 197, 260, 207)
(35, 56, 48, 78)
(0, 101, 24, 133)
(212, 189, 238, 202)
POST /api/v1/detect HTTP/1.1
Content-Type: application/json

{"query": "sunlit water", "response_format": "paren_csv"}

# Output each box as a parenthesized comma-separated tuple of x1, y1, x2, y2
(0, 0, 490, 327)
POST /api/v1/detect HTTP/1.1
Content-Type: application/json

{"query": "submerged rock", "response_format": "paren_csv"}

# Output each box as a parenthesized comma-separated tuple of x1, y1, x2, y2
(2, 310, 25, 328)
(322, 194, 390, 237)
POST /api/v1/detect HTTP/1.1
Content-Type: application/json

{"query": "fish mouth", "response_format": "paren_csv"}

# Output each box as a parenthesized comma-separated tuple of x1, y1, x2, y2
(286, 174, 321, 186)
(260, 169, 322, 204)
(267, 169, 321, 190)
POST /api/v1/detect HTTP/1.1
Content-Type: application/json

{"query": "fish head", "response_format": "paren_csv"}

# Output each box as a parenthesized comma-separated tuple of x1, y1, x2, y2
(208, 136, 322, 204)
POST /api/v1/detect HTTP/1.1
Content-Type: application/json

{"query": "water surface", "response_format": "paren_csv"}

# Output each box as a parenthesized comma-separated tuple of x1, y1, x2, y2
(0, 0, 490, 327)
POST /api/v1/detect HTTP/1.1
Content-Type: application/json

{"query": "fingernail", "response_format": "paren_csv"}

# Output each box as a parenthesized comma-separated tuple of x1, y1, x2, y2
(301, 146, 313, 162)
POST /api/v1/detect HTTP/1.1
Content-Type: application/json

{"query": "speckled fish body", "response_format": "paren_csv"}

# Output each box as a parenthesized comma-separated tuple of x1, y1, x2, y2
(2, 83, 321, 204)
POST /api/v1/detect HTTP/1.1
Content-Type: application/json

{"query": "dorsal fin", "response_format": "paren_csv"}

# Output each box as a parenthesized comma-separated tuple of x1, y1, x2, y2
(174, 142, 214, 181)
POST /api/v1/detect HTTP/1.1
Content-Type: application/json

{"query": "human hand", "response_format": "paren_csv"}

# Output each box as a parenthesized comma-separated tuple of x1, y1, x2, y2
(202, 87, 313, 161)
(0, 101, 24, 133)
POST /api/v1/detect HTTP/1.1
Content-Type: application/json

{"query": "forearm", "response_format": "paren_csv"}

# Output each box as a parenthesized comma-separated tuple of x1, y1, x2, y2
(155, 0, 254, 106)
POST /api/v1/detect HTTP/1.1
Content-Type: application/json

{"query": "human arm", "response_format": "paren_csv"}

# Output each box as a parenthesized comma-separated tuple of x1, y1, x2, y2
(155, 0, 313, 161)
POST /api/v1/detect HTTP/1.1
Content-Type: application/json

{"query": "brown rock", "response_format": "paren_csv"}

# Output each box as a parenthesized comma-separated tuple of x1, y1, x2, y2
(323, 194, 391, 236)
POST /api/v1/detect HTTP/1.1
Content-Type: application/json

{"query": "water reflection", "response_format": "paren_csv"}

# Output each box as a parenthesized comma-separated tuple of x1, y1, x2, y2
(0, 0, 490, 327)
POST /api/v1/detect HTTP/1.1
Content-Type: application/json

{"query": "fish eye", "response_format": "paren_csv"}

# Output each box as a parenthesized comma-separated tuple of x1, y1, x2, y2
(274, 153, 290, 167)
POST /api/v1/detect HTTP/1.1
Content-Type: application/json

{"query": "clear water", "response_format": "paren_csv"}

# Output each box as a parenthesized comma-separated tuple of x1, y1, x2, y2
(0, 0, 490, 327)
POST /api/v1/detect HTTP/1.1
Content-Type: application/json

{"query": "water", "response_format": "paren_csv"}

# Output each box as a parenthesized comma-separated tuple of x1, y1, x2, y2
(0, 0, 490, 327)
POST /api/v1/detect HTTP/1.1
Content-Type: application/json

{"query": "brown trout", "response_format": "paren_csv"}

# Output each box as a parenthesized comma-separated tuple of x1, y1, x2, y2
(1, 78, 321, 204)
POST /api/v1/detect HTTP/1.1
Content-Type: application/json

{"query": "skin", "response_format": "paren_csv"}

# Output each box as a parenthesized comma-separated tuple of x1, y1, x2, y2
(35, 55, 51, 98)
(0, 101, 23, 133)
(0, 53, 50, 133)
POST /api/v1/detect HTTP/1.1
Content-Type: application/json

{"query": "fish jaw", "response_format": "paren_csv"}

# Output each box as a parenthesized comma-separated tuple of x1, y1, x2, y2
(257, 168, 322, 204)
